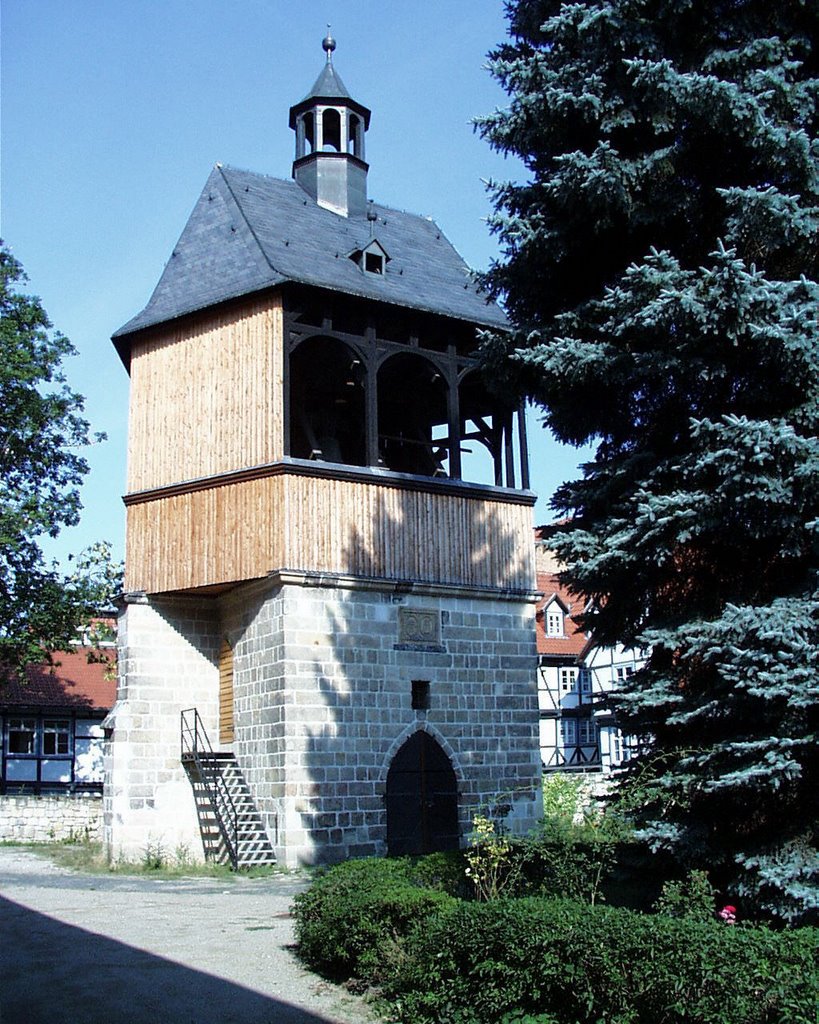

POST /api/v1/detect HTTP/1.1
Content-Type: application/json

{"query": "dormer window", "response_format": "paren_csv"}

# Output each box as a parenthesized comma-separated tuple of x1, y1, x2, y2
(545, 606, 564, 637)
(349, 239, 390, 276)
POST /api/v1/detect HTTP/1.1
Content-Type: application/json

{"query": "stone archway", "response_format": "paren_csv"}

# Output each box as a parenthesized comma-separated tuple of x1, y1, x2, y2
(385, 730, 459, 856)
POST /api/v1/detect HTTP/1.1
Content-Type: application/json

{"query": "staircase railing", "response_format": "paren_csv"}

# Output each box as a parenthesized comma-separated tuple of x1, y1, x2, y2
(180, 708, 239, 869)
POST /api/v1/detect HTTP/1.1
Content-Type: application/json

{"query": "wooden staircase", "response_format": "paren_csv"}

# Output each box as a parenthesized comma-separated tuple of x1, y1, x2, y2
(181, 709, 276, 869)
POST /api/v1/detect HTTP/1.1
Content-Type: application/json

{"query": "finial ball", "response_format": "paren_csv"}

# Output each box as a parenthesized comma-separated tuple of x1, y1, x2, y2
(322, 30, 336, 55)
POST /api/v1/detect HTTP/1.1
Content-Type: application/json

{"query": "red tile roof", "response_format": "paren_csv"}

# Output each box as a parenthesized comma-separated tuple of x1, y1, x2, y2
(0, 648, 116, 712)
(536, 571, 590, 658)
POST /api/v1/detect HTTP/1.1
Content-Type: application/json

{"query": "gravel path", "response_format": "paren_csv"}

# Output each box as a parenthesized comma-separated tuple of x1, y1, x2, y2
(0, 847, 378, 1024)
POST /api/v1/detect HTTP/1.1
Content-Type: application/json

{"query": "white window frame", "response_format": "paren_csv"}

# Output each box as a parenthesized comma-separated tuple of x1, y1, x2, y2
(545, 607, 564, 637)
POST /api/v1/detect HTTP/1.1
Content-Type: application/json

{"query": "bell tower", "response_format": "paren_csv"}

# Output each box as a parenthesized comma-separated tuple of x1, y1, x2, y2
(107, 35, 542, 869)
(289, 33, 371, 217)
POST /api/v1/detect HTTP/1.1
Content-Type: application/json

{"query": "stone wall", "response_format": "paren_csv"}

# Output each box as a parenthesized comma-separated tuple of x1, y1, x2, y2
(228, 576, 543, 867)
(103, 594, 220, 863)
(0, 793, 103, 843)
(106, 576, 543, 869)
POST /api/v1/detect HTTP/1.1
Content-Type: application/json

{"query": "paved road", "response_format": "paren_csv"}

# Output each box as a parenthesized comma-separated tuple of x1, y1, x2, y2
(0, 848, 377, 1024)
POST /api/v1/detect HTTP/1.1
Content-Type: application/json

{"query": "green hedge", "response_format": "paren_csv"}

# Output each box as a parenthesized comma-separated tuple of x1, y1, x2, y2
(292, 856, 456, 985)
(388, 897, 818, 1024)
(293, 855, 817, 1023)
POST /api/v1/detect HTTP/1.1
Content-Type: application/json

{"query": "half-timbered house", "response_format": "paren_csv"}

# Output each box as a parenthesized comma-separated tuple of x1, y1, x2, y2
(535, 535, 637, 773)
(0, 626, 115, 843)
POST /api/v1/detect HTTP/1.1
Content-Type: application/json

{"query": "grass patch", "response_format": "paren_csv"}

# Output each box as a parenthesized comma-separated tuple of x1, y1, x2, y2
(9, 841, 288, 880)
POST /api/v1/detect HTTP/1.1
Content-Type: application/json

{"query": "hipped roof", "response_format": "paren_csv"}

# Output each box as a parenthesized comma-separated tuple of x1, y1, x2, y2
(113, 164, 507, 360)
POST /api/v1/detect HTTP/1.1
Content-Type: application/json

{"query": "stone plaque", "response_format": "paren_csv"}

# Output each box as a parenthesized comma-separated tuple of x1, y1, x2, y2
(397, 607, 440, 645)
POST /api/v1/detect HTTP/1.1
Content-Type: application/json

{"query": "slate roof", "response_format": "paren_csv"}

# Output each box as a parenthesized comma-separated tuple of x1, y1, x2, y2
(288, 59, 370, 128)
(113, 164, 508, 348)
(1, 648, 116, 712)
(302, 61, 352, 103)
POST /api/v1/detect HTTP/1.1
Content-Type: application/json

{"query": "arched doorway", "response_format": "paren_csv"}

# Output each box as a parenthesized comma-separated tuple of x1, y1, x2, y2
(386, 731, 459, 856)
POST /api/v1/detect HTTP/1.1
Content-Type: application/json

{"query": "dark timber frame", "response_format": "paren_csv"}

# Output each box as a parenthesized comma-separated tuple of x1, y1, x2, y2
(283, 286, 529, 490)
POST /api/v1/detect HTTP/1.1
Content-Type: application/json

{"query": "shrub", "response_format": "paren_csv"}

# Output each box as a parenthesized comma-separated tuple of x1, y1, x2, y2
(541, 772, 594, 825)
(465, 814, 521, 901)
(402, 848, 469, 897)
(510, 820, 625, 905)
(388, 898, 818, 1024)
(653, 869, 717, 921)
(292, 857, 455, 985)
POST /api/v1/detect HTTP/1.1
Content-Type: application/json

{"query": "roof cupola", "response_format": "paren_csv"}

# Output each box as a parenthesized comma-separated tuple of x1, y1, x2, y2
(289, 32, 371, 218)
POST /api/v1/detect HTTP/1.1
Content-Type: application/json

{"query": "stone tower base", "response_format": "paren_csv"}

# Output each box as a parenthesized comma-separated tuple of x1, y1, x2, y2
(105, 574, 542, 867)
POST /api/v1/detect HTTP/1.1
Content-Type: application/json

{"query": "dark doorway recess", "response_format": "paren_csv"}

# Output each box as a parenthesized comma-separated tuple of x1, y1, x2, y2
(386, 731, 459, 856)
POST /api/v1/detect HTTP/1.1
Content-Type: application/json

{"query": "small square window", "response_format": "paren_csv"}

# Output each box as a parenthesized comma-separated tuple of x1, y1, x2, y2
(42, 720, 71, 756)
(411, 680, 430, 710)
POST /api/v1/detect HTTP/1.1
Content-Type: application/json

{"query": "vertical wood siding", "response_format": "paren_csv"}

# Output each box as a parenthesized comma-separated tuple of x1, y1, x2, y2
(218, 639, 235, 744)
(125, 473, 535, 595)
(126, 295, 284, 493)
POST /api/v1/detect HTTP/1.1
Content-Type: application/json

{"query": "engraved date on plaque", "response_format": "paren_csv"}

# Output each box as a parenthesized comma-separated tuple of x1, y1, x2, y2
(397, 607, 440, 645)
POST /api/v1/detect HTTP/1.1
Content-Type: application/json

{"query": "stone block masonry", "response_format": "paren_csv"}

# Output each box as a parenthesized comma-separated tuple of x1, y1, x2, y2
(0, 793, 103, 844)
(103, 594, 221, 864)
(105, 575, 543, 868)
(229, 576, 543, 867)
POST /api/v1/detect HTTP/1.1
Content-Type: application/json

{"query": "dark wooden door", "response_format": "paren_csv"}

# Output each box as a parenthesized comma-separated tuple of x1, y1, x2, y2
(386, 731, 459, 856)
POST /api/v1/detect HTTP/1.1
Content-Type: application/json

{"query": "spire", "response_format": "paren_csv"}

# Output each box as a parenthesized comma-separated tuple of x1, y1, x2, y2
(289, 35, 371, 218)
(298, 32, 355, 106)
(323, 26, 336, 62)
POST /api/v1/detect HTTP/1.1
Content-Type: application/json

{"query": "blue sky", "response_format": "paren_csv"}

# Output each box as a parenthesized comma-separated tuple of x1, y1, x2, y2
(2, 1, 591, 571)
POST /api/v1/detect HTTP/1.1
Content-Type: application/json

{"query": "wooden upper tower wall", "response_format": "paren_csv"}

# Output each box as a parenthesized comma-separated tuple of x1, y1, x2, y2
(127, 295, 284, 493)
(114, 41, 536, 598)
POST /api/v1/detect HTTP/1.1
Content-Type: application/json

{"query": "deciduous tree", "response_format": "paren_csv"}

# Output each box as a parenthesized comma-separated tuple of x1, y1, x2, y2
(0, 243, 118, 676)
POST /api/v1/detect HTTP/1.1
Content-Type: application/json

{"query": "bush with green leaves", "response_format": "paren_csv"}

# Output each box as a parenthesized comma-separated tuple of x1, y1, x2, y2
(653, 869, 718, 922)
(514, 821, 623, 905)
(388, 897, 818, 1024)
(292, 857, 455, 985)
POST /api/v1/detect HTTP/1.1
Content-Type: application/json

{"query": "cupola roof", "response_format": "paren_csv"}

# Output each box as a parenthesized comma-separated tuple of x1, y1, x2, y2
(289, 33, 370, 129)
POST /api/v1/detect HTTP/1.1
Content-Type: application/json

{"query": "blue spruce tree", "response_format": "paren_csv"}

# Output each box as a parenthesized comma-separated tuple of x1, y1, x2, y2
(477, 0, 819, 922)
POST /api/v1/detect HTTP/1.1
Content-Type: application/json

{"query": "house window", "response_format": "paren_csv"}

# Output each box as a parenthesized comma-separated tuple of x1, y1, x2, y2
(578, 718, 597, 746)
(615, 665, 635, 685)
(546, 608, 563, 636)
(579, 669, 592, 693)
(560, 668, 577, 692)
(560, 719, 577, 746)
(1, 715, 104, 791)
(42, 720, 71, 755)
(8, 718, 36, 754)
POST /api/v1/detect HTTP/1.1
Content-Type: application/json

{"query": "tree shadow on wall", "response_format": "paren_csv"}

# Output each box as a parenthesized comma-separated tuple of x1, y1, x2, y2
(296, 485, 539, 862)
